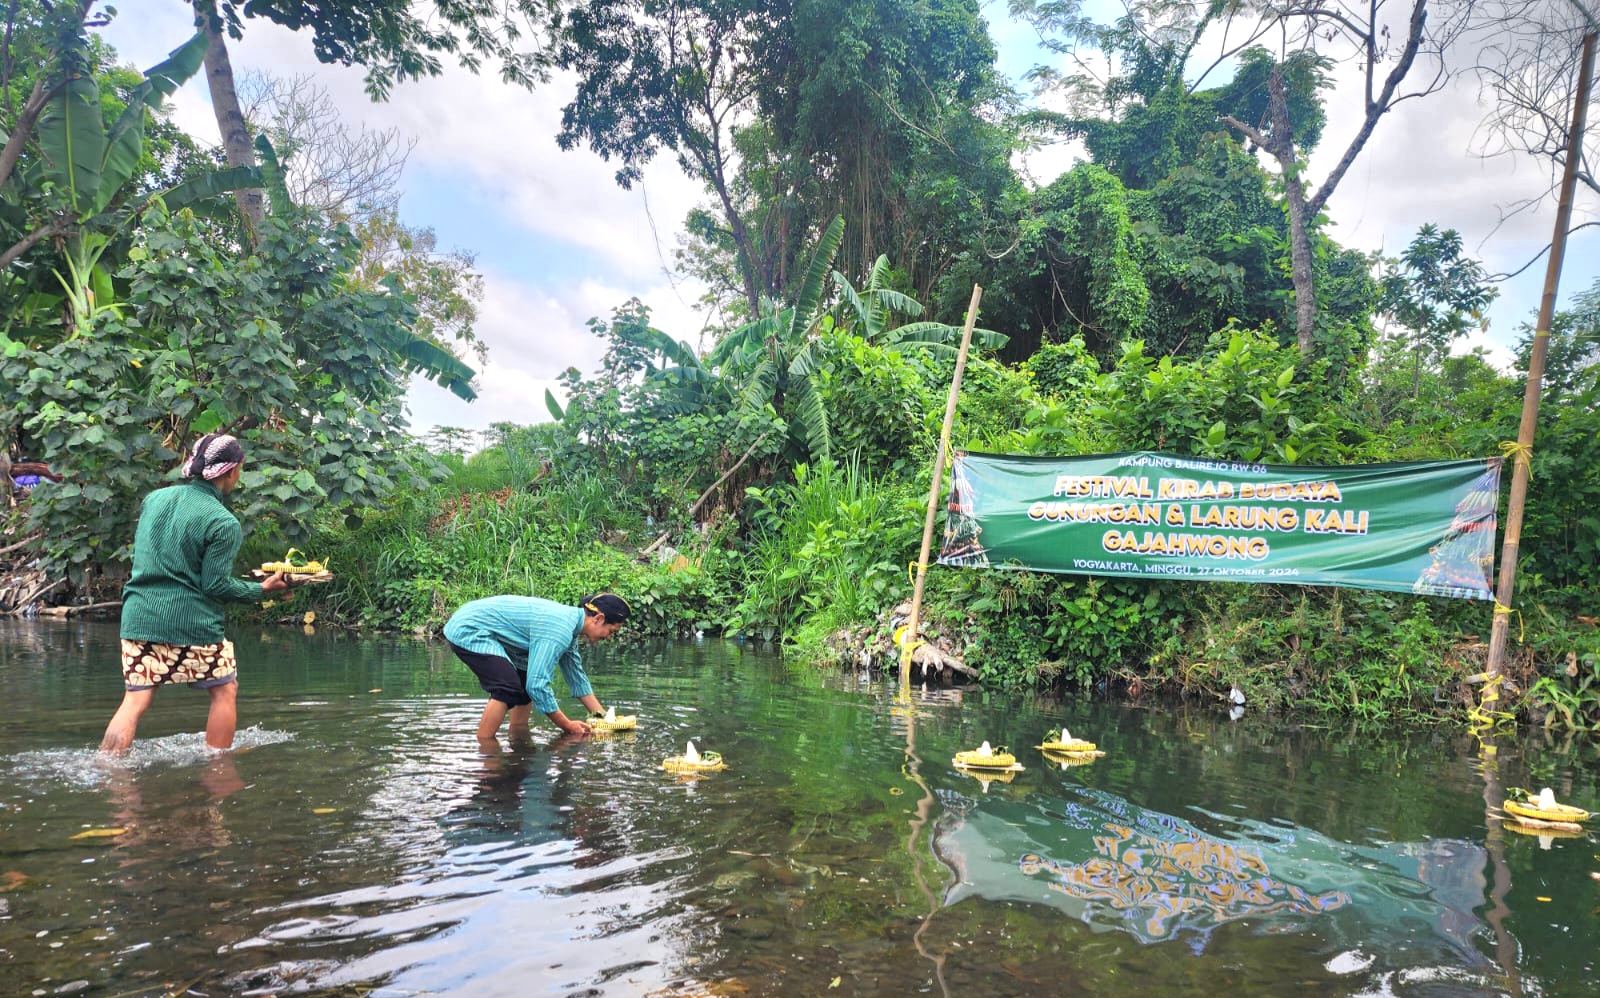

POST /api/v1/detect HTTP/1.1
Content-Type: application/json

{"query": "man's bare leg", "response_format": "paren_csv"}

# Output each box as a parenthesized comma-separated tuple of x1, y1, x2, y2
(506, 704, 533, 748)
(100, 689, 155, 754)
(205, 681, 238, 750)
(477, 699, 510, 747)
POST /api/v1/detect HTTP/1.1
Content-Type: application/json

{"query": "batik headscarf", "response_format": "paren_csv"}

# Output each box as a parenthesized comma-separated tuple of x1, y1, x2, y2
(581, 593, 631, 624)
(185, 433, 244, 481)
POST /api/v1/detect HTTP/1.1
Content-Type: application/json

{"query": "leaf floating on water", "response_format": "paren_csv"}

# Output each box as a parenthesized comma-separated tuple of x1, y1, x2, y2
(69, 828, 126, 840)
(889, 787, 903, 795)
(368, 689, 382, 694)
(312, 808, 338, 815)
(303, 611, 316, 625)
(830, 977, 842, 988)
(1537, 896, 1552, 902)
(0, 871, 28, 892)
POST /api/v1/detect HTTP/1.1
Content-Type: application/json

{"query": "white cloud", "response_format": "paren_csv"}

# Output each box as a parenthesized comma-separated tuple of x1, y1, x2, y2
(102, 1, 1600, 416)
(407, 271, 710, 434)
(101, 7, 713, 436)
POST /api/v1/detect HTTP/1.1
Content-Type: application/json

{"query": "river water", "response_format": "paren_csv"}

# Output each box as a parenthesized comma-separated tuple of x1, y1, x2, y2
(0, 620, 1595, 997)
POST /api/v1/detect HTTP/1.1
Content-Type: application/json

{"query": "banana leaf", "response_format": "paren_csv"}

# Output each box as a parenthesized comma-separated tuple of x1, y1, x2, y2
(787, 215, 844, 340)
(152, 165, 263, 212)
(37, 72, 105, 218)
(99, 33, 208, 215)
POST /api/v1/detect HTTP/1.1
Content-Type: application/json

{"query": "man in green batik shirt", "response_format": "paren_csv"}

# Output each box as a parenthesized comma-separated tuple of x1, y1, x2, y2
(100, 433, 290, 755)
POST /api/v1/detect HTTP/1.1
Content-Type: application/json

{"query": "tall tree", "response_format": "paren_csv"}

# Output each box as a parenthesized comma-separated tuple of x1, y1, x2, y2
(238, 70, 413, 218)
(1215, 0, 1472, 355)
(1018, 0, 1473, 355)
(193, 0, 265, 240)
(188, 0, 560, 242)
(746, 0, 1012, 298)
(552, 0, 785, 317)
(1379, 224, 1497, 396)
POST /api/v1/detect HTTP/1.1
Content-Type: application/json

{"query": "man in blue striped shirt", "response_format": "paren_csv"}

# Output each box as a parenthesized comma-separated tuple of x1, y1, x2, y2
(443, 593, 629, 745)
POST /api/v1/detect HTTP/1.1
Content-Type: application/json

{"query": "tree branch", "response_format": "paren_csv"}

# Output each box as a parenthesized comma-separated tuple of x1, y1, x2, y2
(0, 219, 70, 270)
(0, 78, 48, 193)
(687, 432, 767, 519)
(1219, 113, 1271, 152)
(1487, 221, 1600, 281)
(1306, 0, 1429, 219)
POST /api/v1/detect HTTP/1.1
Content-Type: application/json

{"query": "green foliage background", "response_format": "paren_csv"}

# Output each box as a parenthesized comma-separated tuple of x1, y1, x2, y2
(2, 0, 1597, 736)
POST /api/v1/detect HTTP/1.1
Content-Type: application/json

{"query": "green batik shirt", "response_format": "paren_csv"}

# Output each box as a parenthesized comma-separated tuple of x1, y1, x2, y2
(120, 480, 265, 646)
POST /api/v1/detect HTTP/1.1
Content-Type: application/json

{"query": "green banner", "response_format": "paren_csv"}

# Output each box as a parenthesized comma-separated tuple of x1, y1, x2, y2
(939, 451, 1501, 599)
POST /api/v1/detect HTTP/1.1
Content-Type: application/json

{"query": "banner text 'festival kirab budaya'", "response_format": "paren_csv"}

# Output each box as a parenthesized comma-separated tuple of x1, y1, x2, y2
(937, 452, 1501, 600)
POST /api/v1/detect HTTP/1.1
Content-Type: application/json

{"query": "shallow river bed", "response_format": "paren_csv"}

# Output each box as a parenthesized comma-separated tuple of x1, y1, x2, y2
(1, 620, 1596, 997)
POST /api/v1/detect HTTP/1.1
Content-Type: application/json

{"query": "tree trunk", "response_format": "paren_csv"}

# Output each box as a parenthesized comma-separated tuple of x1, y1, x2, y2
(1268, 71, 1317, 355)
(701, 145, 761, 317)
(193, 0, 265, 242)
(721, 192, 763, 318)
(1282, 174, 1317, 354)
(0, 79, 48, 194)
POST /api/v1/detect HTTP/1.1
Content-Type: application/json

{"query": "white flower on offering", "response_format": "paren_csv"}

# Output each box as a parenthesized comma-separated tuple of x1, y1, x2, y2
(684, 741, 701, 764)
(977, 741, 994, 757)
(1536, 787, 1558, 810)
(604, 706, 617, 723)
(1060, 728, 1072, 743)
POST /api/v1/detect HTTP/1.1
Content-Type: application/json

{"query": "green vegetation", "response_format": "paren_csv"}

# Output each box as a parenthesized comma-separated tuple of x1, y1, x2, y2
(2, 2, 1597, 732)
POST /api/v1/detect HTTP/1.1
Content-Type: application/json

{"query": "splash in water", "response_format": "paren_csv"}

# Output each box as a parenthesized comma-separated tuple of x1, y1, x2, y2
(5, 725, 295, 790)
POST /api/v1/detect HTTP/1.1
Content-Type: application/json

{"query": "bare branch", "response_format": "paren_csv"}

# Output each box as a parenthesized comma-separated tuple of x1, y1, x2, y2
(0, 219, 71, 270)
(1306, 0, 1429, 218)
(237, 70, 414, 220)
(1220, 114, 1271, 150)
(1487, 221, 1600, 281)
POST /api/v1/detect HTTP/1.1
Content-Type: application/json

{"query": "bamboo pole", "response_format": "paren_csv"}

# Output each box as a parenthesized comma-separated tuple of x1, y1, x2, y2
(1485, 30, 1597, 684)
(901, 284, 983, 689)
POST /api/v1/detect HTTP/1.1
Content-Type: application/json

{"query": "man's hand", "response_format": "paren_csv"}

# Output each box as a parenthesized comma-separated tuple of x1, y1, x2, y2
(560, 718, 593, 736)
(261, 571, 290, 593)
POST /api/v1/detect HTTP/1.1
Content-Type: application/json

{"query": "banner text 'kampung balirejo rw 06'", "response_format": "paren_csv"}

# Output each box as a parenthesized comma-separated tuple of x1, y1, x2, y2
(937, 452, 1500, 599)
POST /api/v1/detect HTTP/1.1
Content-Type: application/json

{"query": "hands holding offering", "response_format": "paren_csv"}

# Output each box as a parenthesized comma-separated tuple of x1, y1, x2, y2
(254, 549, 333, 585)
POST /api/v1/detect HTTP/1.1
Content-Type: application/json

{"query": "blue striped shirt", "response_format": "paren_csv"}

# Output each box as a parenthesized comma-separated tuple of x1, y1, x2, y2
(443, 596, 594, 714)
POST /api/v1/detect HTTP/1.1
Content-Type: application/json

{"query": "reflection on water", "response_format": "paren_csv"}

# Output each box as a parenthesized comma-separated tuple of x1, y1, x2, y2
(939, 784, 1504, 960)
(0, 619, 1597, 997)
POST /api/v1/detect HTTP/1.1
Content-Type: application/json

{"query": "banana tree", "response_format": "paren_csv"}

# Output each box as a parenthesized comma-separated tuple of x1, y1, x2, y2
(3, 30, 263, 333)
(708, 215, 847, 461)
(833, 253, 1008, 356)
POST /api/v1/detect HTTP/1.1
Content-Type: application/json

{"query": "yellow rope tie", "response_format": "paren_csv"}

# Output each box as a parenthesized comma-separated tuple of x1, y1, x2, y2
(1493, 600, 1524, 644)
(1498, 440, 1533, 480)
(1468, 672, 1510, 731)
(894, 623, 927, 667)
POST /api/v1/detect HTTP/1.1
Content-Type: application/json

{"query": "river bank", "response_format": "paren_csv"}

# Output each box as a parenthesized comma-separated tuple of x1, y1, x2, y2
(4, 464, 1593, 730)
(235, 459, 1596, 730)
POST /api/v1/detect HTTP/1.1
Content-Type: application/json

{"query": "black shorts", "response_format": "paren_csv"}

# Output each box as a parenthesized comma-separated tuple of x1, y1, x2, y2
(449, 642, 531, 707)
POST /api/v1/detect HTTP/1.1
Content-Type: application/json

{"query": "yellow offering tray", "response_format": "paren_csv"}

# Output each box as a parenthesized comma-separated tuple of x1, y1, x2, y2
(1504, 799, 1591, 824)
(1503, 819, 1587, 840)
(252, 569, 334, 584)
(1037, 739, 1098, 753)
(590, 713, 638, 732)
(255, 548, 332, 583)
(953, 741, 1021, 771)
(955, 767, 1019, 788)
(663, 741, 726, 774)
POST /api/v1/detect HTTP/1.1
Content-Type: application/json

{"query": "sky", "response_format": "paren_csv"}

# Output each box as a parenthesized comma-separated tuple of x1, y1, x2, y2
(103, 2, 1599, 438)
